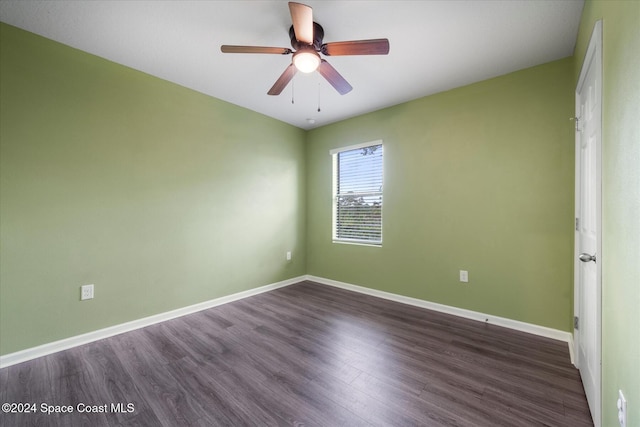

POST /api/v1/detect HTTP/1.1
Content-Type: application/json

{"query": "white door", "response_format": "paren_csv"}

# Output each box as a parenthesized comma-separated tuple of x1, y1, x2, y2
(574, 20, 602, 427)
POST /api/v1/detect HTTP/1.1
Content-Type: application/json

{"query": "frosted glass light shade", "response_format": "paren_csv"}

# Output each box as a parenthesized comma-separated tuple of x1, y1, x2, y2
(293, 51, 320, 73)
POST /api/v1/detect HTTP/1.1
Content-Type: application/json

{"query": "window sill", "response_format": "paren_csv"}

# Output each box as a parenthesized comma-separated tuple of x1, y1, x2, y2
(332, 239, 382, 248)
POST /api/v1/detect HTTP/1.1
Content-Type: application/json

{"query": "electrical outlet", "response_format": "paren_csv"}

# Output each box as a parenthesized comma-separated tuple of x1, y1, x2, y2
(80, 284, 94, 301)
(459, 270, 469, 283)
(286, 251, 292, 261)
(617, 390, 627, 427)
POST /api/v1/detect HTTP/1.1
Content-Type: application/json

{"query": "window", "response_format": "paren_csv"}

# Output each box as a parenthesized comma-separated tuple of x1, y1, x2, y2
(331, 141, 383, 245)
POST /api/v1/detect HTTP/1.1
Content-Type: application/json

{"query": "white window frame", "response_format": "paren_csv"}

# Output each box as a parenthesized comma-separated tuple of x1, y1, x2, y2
(330, 140, 383, 246)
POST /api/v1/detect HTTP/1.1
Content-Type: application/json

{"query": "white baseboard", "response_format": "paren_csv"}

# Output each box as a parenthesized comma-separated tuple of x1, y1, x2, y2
(0, 275, 306, 369)
(1, 274, 575, 369)
(568, 333, 576, 366)
(305, 275, 574, 350)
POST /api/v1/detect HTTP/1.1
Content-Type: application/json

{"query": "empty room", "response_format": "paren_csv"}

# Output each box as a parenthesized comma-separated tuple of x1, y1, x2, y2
(0, 1, 638, 426)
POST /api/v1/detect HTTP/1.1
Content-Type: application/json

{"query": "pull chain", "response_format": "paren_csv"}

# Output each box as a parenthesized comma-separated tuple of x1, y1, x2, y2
(317, 83, 321, 112)
(291, 80, 295, 104)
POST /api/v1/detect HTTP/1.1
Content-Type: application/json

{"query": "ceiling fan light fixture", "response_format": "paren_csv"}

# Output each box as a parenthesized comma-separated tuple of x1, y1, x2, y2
(221, 2, 389, 96)
(293, 49, 320, 73)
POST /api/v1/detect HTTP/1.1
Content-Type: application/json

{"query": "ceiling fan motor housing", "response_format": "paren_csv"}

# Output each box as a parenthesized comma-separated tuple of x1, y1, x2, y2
(289, 22, 324, 51)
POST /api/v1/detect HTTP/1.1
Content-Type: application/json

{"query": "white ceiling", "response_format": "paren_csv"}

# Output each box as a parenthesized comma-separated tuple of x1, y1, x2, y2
(0, 0, 584, 130)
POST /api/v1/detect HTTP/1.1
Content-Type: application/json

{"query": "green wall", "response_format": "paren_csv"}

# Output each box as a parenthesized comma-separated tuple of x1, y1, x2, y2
(306, 58, 575, 332)
(0, 23, 307, 355)
(575, 2, 640, 426)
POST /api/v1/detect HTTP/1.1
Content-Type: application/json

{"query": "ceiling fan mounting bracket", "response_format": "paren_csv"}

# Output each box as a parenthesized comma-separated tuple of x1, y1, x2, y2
(289, 22, 324, 51)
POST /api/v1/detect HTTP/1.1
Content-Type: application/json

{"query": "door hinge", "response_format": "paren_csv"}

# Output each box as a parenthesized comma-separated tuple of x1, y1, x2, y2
(570, 116, 582, 132)
(574, 316, 579, 330)
(575, 217, 580, 231)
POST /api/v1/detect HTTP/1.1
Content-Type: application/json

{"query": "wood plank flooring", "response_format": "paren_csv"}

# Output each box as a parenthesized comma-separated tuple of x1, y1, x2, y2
(0, 281, 593, 426)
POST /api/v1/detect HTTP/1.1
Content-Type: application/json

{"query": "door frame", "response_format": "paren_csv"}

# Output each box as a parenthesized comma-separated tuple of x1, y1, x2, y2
(574, 19, 602, 427)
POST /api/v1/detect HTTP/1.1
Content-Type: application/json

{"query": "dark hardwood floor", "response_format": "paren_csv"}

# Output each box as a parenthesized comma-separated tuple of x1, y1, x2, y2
(0, 281, 593, 426)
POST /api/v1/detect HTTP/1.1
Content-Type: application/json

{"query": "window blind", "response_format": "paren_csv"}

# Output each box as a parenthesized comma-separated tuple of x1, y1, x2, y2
(332, 142, 383, 245)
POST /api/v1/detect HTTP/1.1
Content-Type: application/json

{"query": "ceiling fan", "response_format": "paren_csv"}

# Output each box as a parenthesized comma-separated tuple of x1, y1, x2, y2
(220, 2, 390, 96)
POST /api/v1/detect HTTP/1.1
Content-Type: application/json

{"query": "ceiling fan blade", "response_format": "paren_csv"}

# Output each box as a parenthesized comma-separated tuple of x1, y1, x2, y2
(321, 39, 390, 56)
(289, 2, 313, 45)
(268, 64, 298, 95)
(221, 45, 292, 54)
(317, 60, 352, 95)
